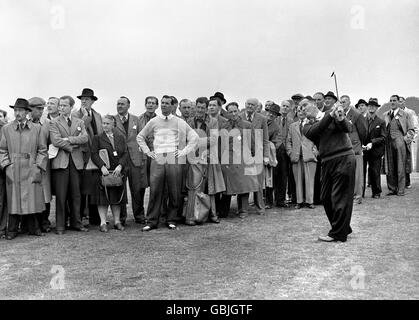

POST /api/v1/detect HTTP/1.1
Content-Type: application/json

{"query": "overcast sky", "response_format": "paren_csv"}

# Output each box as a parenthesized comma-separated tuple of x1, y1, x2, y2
(1, 0, 418, 116)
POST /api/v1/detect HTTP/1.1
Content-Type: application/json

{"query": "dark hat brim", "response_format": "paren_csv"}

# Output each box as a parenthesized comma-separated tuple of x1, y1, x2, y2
(209, 95, 226, 104)
(77, 95, 98, 101)
(324, 94, 338, 101)
(9, 105, 32, 111)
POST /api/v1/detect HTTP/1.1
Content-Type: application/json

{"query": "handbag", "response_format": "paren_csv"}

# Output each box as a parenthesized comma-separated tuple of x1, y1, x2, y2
(101, 171, 125, 205)
(184, 164, 211, 224)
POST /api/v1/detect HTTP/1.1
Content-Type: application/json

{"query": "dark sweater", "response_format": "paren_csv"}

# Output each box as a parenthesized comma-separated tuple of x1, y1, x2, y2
(303, 112, 354, 162)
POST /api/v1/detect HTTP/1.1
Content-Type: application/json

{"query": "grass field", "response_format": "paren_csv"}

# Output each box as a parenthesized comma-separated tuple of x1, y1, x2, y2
(0, 174, 418, 300)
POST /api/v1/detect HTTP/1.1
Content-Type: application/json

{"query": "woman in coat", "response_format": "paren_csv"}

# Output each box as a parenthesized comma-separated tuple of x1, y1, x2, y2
(286, 105, 318, 209)
(91, 115, 128, 232)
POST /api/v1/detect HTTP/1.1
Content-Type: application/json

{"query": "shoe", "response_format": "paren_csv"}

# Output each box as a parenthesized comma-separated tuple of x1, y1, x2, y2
(135, 219, 146, 224)
(386, 192, 397, 196)
(265, 204, 272, 209)
(55, 230, 65, 235)
(99, 224, 108, 232)
(142, 225, 155, 232)
(318, 235, 337, 242)
(167, 223, 177, 230)
(372, 194, 380, 199)
(397, 192, 405, 196)
(294, 204, 301, 209)
(238, 212, 248, 219)
(30, 230, 45, 237)
(406, 185, 412, 189)
(69, 226, 89, 232)
(256, 210, 265, 216)
(0, 233, 5, 239)
(354, 198, 362, 204)
(307, 204, 315, 209)
(114, 223, 125, 231)
(209, 216, 220, 223)
(6, 234, 17, 240)
(276, 202, 290, 208)
(120, 220, 126, 227)
(185, 220, 196, 226)
(41, 226, 51, 233)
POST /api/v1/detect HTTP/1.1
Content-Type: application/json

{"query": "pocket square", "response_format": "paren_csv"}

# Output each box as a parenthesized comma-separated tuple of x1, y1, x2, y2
(376, 125, 380, 128)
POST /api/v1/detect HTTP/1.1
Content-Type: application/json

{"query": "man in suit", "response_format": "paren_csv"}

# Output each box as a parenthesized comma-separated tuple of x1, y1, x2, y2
(210, 92, 228, 118)
(138, 96, 158, 219)
(384, 95, 415, 196)
(273, 100, 294, 207)
(28, 97, 53, 233)
(114, 96, 148, 225)
(399, 96, 419, 189)
(362, 100, 386, 198)
(313, 92, 326, 112)
(303, 100, 355, 243)
(50, 96, 89, 234)
(72, 88, 103, 225)
(341, 95, 367, 204)
(286, 103, 318, 209)
(47, 97, 60, 120)
(179, 99, 193, 122)
(241, 98, 270, 215)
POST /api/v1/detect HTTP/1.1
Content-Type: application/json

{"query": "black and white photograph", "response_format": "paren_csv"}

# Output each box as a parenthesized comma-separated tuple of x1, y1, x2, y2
(0, 0, 418, 306)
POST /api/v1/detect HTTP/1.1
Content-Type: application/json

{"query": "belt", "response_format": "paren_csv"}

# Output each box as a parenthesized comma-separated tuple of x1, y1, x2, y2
(12, 153, 31, 159)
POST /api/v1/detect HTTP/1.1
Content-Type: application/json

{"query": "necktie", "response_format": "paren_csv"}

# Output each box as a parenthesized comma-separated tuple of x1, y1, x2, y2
(282, 116, 286, 127)
(19, 122, 25, 131)
(247, 114, 252, 122)
(122, 116, 127, 124)
(165, 116, 168, 120)
(299, 121, 303, 135)
(67, 118, 72, 127)
(389, 111, 394, 120)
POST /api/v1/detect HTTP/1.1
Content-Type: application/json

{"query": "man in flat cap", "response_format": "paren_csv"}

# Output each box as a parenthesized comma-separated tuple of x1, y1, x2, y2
(0, 98, 48, 240)
(28, 97, 53, 232)
(72, 88, 103, 226)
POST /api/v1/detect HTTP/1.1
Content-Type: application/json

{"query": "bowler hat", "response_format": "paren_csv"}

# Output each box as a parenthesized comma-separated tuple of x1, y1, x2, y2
(291, 93, 304, 100)
(9, 98, 31, 111)
(267, 103, 281, 115)
(367, 100, 380, 108)
(77, 88, 98, 101)
(324, 91, 338, 101)
(355, 99, 368, 108)
(210, 92, 226, 104)
(28, 97, 46, 108)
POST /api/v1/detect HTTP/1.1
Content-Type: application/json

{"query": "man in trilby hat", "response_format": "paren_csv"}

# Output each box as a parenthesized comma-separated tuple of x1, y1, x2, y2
(72, 88, 103, 226)
(0, 98, 48, 240)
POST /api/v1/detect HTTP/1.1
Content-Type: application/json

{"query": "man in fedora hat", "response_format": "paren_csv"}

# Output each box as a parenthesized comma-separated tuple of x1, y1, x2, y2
(28, 97, 53, 232)
(355, 99, 368, 118)
(362, 99, 386, 199)
(324, 91, 338, 112)
(0, 98, 48, 240)
(72, 88, 103, 226)
(210, 92, 228, 118)
(264, 103, 281, 209)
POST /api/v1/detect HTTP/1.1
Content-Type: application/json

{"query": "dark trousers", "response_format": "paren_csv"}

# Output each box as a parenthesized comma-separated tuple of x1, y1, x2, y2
(274, 145, 289, 204)
(265, 187, 274, 206)
(0, 171, 7, 236)
(313, 160, 322, 205)
(80, 195, 99, 225)
(363, 155, 382, 197)
(386, 137, 406, 194)
(321, 154, 356, 241)
(8, 214, 40, 236)
(37, 203, 51, 231)
(52, 157, 83, 231)
(220, 193, 249, 217)
(146, 158, 182, 228)
(121, 161, 147, 223)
